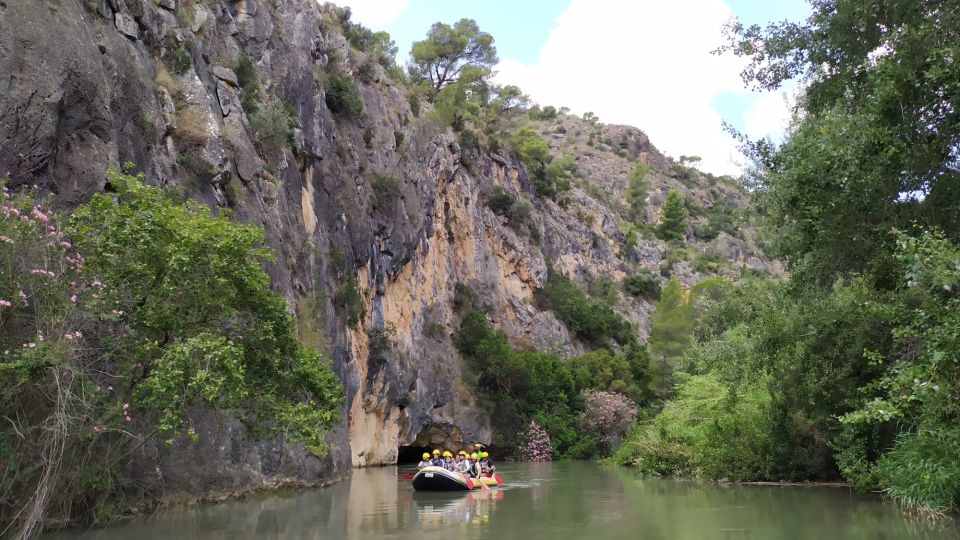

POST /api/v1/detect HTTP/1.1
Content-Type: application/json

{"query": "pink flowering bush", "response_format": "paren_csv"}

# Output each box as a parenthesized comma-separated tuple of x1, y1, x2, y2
(518, 420, 553, 461)
(579, 390, 638, 455)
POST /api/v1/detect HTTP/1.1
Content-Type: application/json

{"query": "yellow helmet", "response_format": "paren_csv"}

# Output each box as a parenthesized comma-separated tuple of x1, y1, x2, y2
(432, 449, 440, 455)
(458, 450, 468, 456)
(470, 452, 479, 460)
(442, 451, 453, 458)
(481, 451, 489, 458)
(422, 452, 430, 459)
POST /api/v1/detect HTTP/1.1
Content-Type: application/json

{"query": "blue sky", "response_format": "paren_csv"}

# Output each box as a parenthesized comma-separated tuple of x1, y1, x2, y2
(339, 0, 812, 175)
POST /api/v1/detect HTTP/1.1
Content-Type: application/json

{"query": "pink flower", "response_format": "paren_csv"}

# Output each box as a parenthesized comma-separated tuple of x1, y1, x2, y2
(19, 215, 29, 222)
(70, 294, 77, 303)
(0, 299, 11, 307)
(0, 235, 13, 244)
(64, 333, 73, 340)
(107, 385, 113, 391)
(73, 331, 82, 338)
(60, 241, 71, 248)
(32, 208, 49, 222)
(18, 290, 27, 302)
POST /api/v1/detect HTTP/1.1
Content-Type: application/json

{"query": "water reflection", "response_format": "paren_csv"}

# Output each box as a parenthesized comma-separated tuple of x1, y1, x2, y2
(414, 488, 505, 529)
(45, 462, 959, 540)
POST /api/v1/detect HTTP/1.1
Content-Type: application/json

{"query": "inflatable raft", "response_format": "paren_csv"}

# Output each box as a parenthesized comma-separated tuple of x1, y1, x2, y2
(411, 466, 503, 491)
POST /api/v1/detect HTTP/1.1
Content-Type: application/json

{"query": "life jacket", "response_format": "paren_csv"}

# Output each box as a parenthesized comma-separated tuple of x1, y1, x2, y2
(417, 460, 431, 470)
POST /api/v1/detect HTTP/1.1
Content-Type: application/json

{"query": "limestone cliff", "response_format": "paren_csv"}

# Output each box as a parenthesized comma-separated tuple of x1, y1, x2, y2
(0, 0, 776, 505)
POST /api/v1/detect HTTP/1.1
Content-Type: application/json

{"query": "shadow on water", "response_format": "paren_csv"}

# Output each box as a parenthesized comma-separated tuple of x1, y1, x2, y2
(44, 462, 960, 540)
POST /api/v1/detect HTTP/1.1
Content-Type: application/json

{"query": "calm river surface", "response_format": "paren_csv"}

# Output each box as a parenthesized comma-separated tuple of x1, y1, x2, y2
(46, 461, 959, 539)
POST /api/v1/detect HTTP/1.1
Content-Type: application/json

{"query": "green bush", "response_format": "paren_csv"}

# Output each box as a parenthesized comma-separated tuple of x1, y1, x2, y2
(535, 267, 635, 348)
(544, 155, 576, 192)
(235, 54, 263, 114)
(164, 37, 192, 75)
(692, 252, 726, 274)
(325, 73, 364, 117)
(623, 270, 661, 300)
(611, 372, 774, 481)
(250, 98, 299, 155)
(486, 186, 514, 215)
(873, 426, 960, 517)
(334, 275, 364, 327)
(0, 173, 342, 530)
(371, 174, 400, 209)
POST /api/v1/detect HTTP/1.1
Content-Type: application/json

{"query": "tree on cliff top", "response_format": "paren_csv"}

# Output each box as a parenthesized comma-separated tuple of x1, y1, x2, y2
(409, 18, 498, 94)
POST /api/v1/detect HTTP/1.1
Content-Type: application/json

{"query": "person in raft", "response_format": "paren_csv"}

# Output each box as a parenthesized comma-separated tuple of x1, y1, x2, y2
(442, 451, 458, 472)
(417, 453, 432, 470)
(468, 453, 483, 478)
(457, 451, 471, 474)
(480, 451, 495, 474)
(430, 449, 443, 466)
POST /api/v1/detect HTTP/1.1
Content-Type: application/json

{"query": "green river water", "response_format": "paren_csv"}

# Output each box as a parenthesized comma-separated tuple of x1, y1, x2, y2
(45, 461, 959, 539)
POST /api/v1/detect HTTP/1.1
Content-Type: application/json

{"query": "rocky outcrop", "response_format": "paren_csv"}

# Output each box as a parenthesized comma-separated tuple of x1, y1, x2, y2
(0, 0, 776, 505)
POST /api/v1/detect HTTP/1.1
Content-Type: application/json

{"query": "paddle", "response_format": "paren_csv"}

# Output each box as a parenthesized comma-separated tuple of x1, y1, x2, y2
(398, 471, 417, 480)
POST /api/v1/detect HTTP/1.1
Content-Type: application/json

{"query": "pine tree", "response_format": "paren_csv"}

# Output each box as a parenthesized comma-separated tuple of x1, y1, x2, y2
(658, 189, 687, 242)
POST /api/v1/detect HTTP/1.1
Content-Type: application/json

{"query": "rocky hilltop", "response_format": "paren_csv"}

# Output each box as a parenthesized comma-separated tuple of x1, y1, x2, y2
(0, 0, 775, 505)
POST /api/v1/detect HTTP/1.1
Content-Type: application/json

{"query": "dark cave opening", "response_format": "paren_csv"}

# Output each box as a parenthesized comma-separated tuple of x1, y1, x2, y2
(397, 445, 433, 465)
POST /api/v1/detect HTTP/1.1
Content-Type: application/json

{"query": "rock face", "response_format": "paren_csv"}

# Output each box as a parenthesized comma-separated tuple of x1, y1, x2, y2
(0, 0, 777, 505)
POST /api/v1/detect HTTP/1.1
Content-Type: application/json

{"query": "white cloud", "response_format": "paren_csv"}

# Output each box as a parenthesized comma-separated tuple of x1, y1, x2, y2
(333, 0, 409, 28)
(495, 0, 761, 176)
(743, 89, 794, 143)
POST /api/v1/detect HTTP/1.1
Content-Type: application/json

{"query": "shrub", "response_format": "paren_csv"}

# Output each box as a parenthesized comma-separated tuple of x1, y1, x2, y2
(873, 426, 960, 517)
(357, 60, 377, 83)
(235, 54, 263, 114)
(0, 173, 342, 532)
(174, 106, 210, 147)
(580, 391, 638, 455)
(623, 270, 661, 300)
(334, 275, 364, 327)
(611, 373, 773, 480)
(368, 323, 395, 360)
(325, 73, 364, 117)
(163, 37, 192, 75)
(453, 282, 478, 314)
(486, 186, 514, 215)
(250, 97, 299, 155)
(535, 267, 635, 348)
(518, 420, 552, 461)
(371, 174, 400, 209)
(544, 155, 576, 192)
(692, 252, 726, 274)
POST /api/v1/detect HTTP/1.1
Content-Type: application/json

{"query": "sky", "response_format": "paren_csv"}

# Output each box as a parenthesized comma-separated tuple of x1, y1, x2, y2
(335, 0, 812, 176)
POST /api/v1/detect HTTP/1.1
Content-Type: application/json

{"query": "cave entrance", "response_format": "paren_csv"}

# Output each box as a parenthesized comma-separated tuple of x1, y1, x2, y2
(397, 445, 433, 465)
